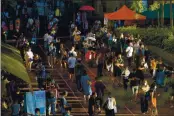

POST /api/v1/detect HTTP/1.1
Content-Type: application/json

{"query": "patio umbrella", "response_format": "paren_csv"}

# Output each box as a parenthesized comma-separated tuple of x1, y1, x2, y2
(79, 5, 95, 11)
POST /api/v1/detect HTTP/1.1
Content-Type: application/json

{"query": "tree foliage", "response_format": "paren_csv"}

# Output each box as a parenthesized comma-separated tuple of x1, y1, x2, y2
(149, 1, 160, 11)
(130, 0, 146, 13)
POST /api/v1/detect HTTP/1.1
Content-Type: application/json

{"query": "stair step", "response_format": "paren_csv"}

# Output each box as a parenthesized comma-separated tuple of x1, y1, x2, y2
(57, 99, 84, 102)
(31, 68, 56, 71)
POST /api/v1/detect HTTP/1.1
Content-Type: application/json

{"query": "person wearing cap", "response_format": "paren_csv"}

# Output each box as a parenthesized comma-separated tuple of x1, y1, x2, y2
(68, 53, 76, 81)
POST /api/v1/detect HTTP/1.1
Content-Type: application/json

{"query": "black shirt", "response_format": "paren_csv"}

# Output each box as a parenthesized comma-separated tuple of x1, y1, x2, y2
(13, 30, 21, 40)
(136, 69, 144, 80)
(129, 72, 136, 79)
(95, 81, 105, 98)
(88, 97, 95, 114)
(130, 79, 139, 87)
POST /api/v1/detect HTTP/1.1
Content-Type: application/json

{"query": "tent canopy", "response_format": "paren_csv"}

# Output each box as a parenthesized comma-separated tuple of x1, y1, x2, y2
(1, 43, 31, 83)
(104, 5, 146, 20)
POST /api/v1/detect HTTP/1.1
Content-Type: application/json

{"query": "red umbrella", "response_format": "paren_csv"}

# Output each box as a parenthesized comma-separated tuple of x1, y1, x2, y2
(79, 5, 95, 11)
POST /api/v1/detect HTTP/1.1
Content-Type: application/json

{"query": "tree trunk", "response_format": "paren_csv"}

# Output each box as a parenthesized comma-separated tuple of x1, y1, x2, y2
(170, 0, 173, 28)
(158, 11, 160, 27)
(161, 1, 164, 27)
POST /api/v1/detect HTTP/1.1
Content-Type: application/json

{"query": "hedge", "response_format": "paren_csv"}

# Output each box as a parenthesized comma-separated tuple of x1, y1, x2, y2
(117, 26, 174, 53)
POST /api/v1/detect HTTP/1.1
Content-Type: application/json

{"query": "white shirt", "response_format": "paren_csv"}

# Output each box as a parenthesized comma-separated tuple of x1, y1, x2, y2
(142, 85, 150, 93)
(126, 46, 133, 58)
(26, 51, 34, 59)
(68, 50, 77, 57)
(123, 69, 130, 78)
(47, 35, 53, 44)
(107, 97, 116, 110)
(43, 33, 49, 41)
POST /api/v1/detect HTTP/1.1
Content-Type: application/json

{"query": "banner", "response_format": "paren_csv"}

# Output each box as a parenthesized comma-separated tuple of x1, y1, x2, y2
(34, 91, 46, 115)
(24, 92, 35, 115)
(104, 18, 108, 25)
(24, 91, 46, 115)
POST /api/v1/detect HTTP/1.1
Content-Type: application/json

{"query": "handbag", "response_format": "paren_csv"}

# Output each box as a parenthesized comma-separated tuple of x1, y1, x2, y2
(75, 35, 81, 42)
(114, 105, 117, 113)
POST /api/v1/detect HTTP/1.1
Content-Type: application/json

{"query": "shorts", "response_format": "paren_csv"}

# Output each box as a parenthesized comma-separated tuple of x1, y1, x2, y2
(68, 68, 74, 74)
(132, 86, 139, 95)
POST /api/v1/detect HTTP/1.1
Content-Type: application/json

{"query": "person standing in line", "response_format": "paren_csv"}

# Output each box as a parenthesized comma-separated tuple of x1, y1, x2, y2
(43, 32, 49, 51)
(122, 66, 130, 91)
(150, 58, 157, 79)
(25, 47, 34, 71)
(88, 92, 97, 116)
(95, 78, 106, 113)
(55, 38, 60, 64)
(136, 65, 145, 84)
(96, 53, 104, 77)
(144, 47, 150, 64)
(126, 42, 133, 66)
(68, 46, 77, 58)
(48, 91, 56, 116)
(17, 36, 29, 61)
(68, 53, 76, 81)
(129, 68, 140, 102)
(81, 70, 92, 101)
(150, 92, 158, 116)
(38, 62, 46, 89)
(140, 80, 150, 114)
(47, 42, 56, 68)
(60, 44, 67, 69)
(75, 59, 84, 91)
(11, 100, 20, 116)
(60, 91, 72, 116)
(155, 67, 165, 87)
(113, 54, 124, 87)
(103, 92, 116, 116)
(72, 26, 81, 45)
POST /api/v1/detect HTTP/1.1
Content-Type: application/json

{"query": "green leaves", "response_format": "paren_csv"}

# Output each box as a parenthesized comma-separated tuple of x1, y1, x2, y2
(1, 43, 31, 83)
(130, 0, 146, 13)
(117, 26, 174, 53)
(149, 1, 160, 11)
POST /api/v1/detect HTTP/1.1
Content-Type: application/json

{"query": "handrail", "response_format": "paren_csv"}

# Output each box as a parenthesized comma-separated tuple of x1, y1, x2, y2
(5, 36, 70, 43)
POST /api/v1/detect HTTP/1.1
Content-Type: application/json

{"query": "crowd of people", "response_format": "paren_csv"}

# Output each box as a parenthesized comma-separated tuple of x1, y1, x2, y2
(1, 0, 174, 116)
(41, 19, 174, 116)
(2, 19, 174, 116)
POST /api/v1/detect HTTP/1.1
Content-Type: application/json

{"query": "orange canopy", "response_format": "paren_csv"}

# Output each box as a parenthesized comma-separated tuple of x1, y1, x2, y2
(104, 5, 146, 20)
